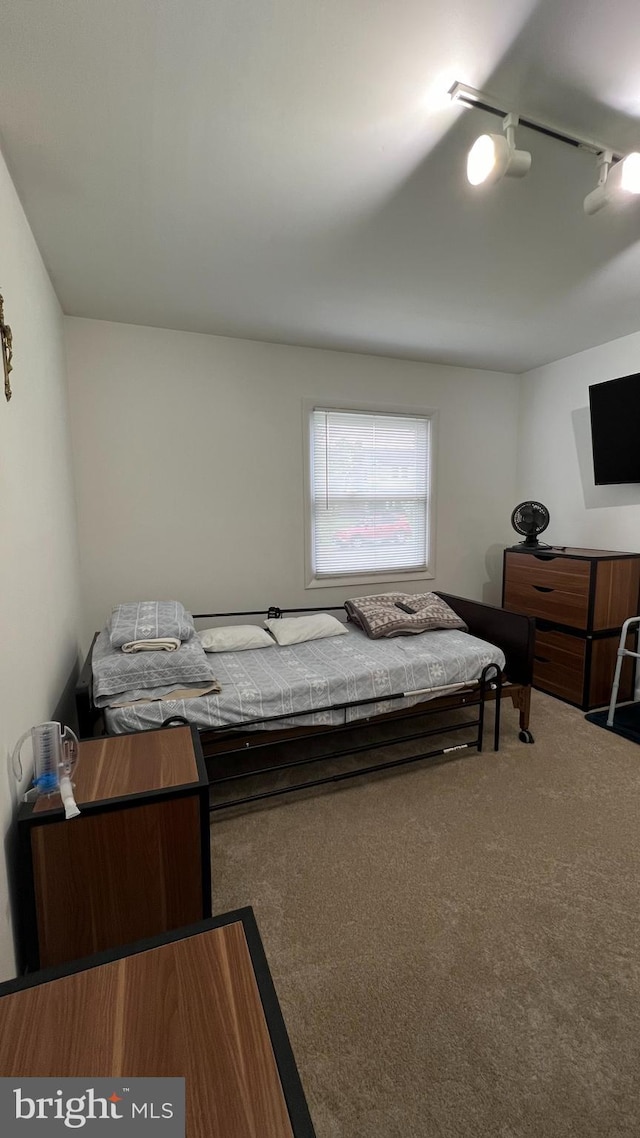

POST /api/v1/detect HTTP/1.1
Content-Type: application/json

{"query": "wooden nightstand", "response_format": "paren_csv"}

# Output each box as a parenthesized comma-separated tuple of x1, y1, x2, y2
(16, 724, 212, 972)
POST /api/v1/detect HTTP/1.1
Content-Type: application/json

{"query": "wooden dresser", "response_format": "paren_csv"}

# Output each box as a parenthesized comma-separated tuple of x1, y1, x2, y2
(502, 546, 640, 709)
(16, 725, 211, 972)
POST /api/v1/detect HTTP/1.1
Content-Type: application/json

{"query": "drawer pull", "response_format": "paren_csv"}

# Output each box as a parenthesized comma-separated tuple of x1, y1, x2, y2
(533, 554, 558, 561)
(534, 654, 551, 664)
(532, 585, 554, 593)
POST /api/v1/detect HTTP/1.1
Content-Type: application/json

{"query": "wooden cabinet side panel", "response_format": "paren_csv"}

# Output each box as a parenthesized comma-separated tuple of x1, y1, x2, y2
(593, 560, 640, 631)
(589, 638, 635, 708)
(32, 796, 203, 969)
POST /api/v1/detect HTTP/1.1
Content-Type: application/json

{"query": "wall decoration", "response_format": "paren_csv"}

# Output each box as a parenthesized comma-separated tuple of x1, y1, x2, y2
(0, 292, 13, 401)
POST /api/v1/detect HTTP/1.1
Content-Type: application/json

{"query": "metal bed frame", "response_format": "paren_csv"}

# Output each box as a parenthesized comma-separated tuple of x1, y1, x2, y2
(75, 593, 535, 812)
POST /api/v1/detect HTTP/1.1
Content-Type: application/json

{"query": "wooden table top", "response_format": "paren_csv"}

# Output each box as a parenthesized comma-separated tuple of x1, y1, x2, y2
(0, 912, 311, 1137)
(33, 725, 202, 813)
(506, 546, 640, 560)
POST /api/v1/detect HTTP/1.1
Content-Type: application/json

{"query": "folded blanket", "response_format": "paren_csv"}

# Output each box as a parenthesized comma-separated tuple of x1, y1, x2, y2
(109, 601, 195, 649)
(121, 637, 181, 653)
(108, 680, 222, 707)
(344, 592, 467, 639)
(93, 629, 217, 703)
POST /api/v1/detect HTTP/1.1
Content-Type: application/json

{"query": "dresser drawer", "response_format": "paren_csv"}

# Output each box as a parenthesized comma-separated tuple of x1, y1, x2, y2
(532, 628, 586, 704)
(503, 553, 591, 629)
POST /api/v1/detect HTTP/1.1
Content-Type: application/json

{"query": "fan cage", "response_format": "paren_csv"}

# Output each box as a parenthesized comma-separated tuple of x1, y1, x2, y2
(511, 501, 550, 544)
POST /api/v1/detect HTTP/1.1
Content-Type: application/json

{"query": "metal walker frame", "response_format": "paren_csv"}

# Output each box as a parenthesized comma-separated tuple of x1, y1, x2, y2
(607, 616, 640, 726)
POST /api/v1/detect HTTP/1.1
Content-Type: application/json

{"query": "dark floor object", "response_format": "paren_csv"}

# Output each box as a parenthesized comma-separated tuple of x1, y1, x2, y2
(585, 702, 640, 745)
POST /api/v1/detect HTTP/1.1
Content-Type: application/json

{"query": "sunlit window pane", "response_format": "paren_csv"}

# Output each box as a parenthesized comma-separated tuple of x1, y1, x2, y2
(310, 409, 431, 578)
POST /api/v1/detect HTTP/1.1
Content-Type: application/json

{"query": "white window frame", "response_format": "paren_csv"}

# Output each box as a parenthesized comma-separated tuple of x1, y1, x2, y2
(303, 398, 437, 590)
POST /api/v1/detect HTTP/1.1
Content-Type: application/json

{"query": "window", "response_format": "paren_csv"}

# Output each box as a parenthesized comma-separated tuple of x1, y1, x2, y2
(308, 406, 433, 584)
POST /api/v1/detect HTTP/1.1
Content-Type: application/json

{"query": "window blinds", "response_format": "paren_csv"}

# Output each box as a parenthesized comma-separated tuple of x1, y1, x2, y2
(310, 408, 431, 578)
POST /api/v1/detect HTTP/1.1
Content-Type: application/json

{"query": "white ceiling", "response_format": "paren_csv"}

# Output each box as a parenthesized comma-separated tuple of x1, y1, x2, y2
(2, 0, 640, 373)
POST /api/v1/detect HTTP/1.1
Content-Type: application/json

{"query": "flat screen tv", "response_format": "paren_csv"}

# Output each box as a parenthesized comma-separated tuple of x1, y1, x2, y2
(588, 372, 640, 485)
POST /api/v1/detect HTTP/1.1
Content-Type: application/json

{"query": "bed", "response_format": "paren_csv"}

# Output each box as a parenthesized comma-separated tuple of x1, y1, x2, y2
(75, 593, 535, 811)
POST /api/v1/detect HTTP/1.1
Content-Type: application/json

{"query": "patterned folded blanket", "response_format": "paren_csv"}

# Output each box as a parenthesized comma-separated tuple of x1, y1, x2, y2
(108, 681, 221, 707)
(344, 592, 467, 639)
(110, 601, 195, 649)
(93, 629, 218, 704)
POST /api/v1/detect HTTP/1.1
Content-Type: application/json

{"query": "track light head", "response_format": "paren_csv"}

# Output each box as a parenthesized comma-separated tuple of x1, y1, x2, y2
(583, 151, 640, 215)
(466, 113, 532, 187)
(467, 133, 532, 185)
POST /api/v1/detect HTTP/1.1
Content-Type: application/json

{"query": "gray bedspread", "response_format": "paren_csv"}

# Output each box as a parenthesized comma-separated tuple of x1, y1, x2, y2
(103, 625, 505, 735)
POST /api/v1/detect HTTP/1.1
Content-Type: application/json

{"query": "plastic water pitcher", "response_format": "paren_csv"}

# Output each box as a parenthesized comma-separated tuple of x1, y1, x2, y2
(12, 722, 81, 819)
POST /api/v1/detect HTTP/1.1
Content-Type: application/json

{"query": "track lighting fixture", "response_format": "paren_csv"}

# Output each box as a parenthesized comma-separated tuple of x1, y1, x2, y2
(466, 112, 532, 186)
(583, 150, 640, 215)
(449, 82, 640, 216)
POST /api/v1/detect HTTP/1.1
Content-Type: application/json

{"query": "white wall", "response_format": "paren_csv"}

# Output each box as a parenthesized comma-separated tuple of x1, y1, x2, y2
(518, 331, 640, 552)
(0, 150, 82, 979)
(65, 317, 520, 646)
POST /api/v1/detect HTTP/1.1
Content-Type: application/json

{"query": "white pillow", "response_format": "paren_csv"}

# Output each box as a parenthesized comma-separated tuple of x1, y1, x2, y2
(264, 613, 348, 646)
(199, 625, 275, 652)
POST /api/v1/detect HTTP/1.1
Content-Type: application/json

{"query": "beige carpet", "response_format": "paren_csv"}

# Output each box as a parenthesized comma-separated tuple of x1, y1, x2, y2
(210, 691, 640, 1137)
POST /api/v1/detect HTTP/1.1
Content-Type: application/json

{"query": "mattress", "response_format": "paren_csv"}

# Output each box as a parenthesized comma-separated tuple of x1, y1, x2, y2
(103, 624, 506, 735)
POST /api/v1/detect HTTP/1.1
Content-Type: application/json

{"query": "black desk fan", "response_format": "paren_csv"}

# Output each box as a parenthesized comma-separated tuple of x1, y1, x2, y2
(510, 501, 550, 548)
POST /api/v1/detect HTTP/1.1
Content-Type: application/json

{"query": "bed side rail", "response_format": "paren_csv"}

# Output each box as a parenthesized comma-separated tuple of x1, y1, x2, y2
(193, 605, 347, 622)
(436, 592, 534, 686)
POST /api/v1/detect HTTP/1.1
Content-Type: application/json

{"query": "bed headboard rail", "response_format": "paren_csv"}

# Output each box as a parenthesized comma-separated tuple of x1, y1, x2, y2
(436, 592, 534, 686)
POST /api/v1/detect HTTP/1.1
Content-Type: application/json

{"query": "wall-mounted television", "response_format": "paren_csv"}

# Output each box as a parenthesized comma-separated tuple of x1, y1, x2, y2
(588, 372, 640, 485)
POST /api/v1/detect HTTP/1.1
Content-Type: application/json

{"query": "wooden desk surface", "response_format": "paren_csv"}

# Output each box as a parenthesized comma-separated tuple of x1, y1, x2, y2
(0, 911, 314, 1138)
(33, 725, 202, 813)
